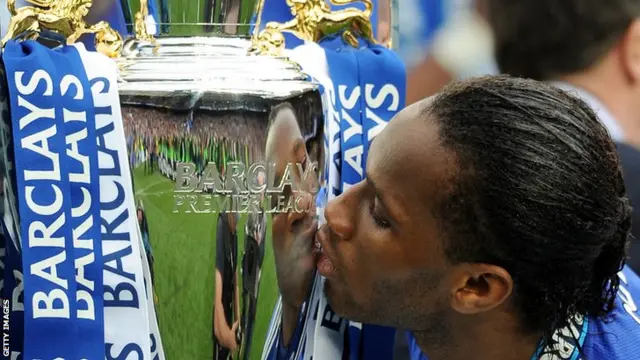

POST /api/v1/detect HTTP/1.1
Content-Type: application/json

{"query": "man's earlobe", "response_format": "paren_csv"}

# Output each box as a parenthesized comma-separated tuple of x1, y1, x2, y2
(449, 264, 513, 315)
(622, 19, 640, 83)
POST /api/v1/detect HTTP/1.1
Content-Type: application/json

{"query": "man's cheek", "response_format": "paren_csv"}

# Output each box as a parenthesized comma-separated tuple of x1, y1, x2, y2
(346, 256, 378, 298)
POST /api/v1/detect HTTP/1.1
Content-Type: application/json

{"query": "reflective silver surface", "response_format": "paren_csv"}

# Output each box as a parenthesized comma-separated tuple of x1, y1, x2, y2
(117, 37, 319, 111)
(120, 33, 323, 360)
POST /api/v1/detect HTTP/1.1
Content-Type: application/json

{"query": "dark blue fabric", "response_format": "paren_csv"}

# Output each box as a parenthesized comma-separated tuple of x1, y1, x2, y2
(3, 40, 77, 360)
(615, 142, 640, 274)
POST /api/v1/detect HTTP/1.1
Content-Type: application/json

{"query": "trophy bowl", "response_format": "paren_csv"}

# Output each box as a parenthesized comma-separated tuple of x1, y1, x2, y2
(115, 3, 326, 359)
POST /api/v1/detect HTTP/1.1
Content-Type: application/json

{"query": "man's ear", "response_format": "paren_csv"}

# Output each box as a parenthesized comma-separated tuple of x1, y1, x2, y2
(620, 19, 640, 84)
(448, 263, 513, 315)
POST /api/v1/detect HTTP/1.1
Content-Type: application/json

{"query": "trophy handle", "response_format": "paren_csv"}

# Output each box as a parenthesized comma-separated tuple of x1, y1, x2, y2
(250, 0, 395, 56)
(0, 0, 124, 58)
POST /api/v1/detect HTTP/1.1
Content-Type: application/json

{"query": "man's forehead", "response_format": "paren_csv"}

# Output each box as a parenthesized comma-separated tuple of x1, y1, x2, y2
(367, 109, 455, 215)
(274, 108, 298, 129)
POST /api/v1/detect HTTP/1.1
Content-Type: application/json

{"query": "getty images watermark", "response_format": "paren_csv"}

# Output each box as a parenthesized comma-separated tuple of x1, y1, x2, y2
(1, 298, 9, 357)
(173, 161, 319, 214)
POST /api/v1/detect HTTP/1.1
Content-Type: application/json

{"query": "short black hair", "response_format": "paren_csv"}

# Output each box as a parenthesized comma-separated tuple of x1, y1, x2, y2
(486, 0, 640, 79)
(268, 102, 295, 129)
(265, 101, 296, 170)
(266, 102, 298, 208)
(425, 76, 630, 352)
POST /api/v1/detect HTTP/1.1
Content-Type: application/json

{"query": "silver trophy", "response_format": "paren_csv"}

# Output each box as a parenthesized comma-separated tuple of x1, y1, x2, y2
(116, 0, 322, 356)
(119, 37, 323, 360)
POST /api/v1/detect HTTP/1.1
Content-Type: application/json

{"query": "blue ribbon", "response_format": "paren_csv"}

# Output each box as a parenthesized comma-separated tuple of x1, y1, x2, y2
(55, 45, 105, 360)
(357, 42, 406, 172)
(3, 40, 80, 360)
(317, 36, 362, 193)
(319, 34, 405, 194)
(0, 58, 23, 360)
(321, 34, 406, 360)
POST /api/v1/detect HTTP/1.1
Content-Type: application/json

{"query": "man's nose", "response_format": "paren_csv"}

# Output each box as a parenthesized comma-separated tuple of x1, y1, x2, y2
(324, 183, 362, 240)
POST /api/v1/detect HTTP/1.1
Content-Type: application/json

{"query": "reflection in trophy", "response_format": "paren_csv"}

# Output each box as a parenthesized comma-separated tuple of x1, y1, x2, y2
(203, 0, 245, 34)
(108, 0, 396, 42)
(214, 206, 241, 360)
(119, 0, 258, 37)
(113, 1, 396, 359)
(119, 33, 324, 360)
(136, 201, 157, 304)
(241, 170, 266, 360)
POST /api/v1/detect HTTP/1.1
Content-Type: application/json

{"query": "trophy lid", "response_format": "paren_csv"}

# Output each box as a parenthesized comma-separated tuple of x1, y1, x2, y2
(116, 36, 320, 112)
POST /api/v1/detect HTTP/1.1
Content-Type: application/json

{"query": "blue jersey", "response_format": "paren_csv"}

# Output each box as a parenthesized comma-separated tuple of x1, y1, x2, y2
(407, 266, 640, 360)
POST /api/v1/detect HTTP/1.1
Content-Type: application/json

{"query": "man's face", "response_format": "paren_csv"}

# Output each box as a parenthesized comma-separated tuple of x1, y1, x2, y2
(228, 213, 237, 232)
(257, 171, 266, 203)
(267, 107, 319, 307)
(316, 103, 455, 330)
(269, 108, 317, 197)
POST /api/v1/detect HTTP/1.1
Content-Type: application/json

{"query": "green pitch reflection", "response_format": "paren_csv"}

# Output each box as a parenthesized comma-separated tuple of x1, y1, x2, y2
(133, 167, 278, 360)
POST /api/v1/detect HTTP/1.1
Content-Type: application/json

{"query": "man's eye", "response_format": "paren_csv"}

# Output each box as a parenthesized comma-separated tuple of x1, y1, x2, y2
(368, 200, 390, 229)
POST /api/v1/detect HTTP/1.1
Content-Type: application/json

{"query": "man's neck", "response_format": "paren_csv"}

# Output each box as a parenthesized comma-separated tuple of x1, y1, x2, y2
(413, 317, 539, 360)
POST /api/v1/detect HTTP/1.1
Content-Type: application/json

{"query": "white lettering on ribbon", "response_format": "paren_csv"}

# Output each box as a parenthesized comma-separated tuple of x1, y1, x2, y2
(339, 85, 363, 190)
(326, 82, 342, 200)
(61, 73, 98, 322)
(75, 43, 151, 358)
(14, 69, 71, 319)
(364, 83, 400, 143)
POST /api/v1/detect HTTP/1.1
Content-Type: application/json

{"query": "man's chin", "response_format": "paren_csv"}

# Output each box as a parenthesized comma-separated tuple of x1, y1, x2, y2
(323, 279, 365, 321)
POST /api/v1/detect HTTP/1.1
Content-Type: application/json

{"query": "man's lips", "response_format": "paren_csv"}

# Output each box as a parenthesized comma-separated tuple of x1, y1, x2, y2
(314, 224, 337, 277)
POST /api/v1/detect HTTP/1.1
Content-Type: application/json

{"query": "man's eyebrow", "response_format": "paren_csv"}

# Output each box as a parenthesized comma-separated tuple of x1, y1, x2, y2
(366, 177, 387, 208)
(367, 173, 404, 226)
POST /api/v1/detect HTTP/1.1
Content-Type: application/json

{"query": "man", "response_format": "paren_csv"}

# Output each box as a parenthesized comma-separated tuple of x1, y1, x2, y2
(137, 206, 153, 279)
(204, 0, 216, 33)
(240, 170, 267, 360)
(213, 210, 241, 360)
(485, 0, 640, 273)
(137, 205, 158, 304)
(219, 0, 243, 35)
(265, 102, 403, 360)
(265, 103, 319, 321)
(271, 76, 640, 360)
